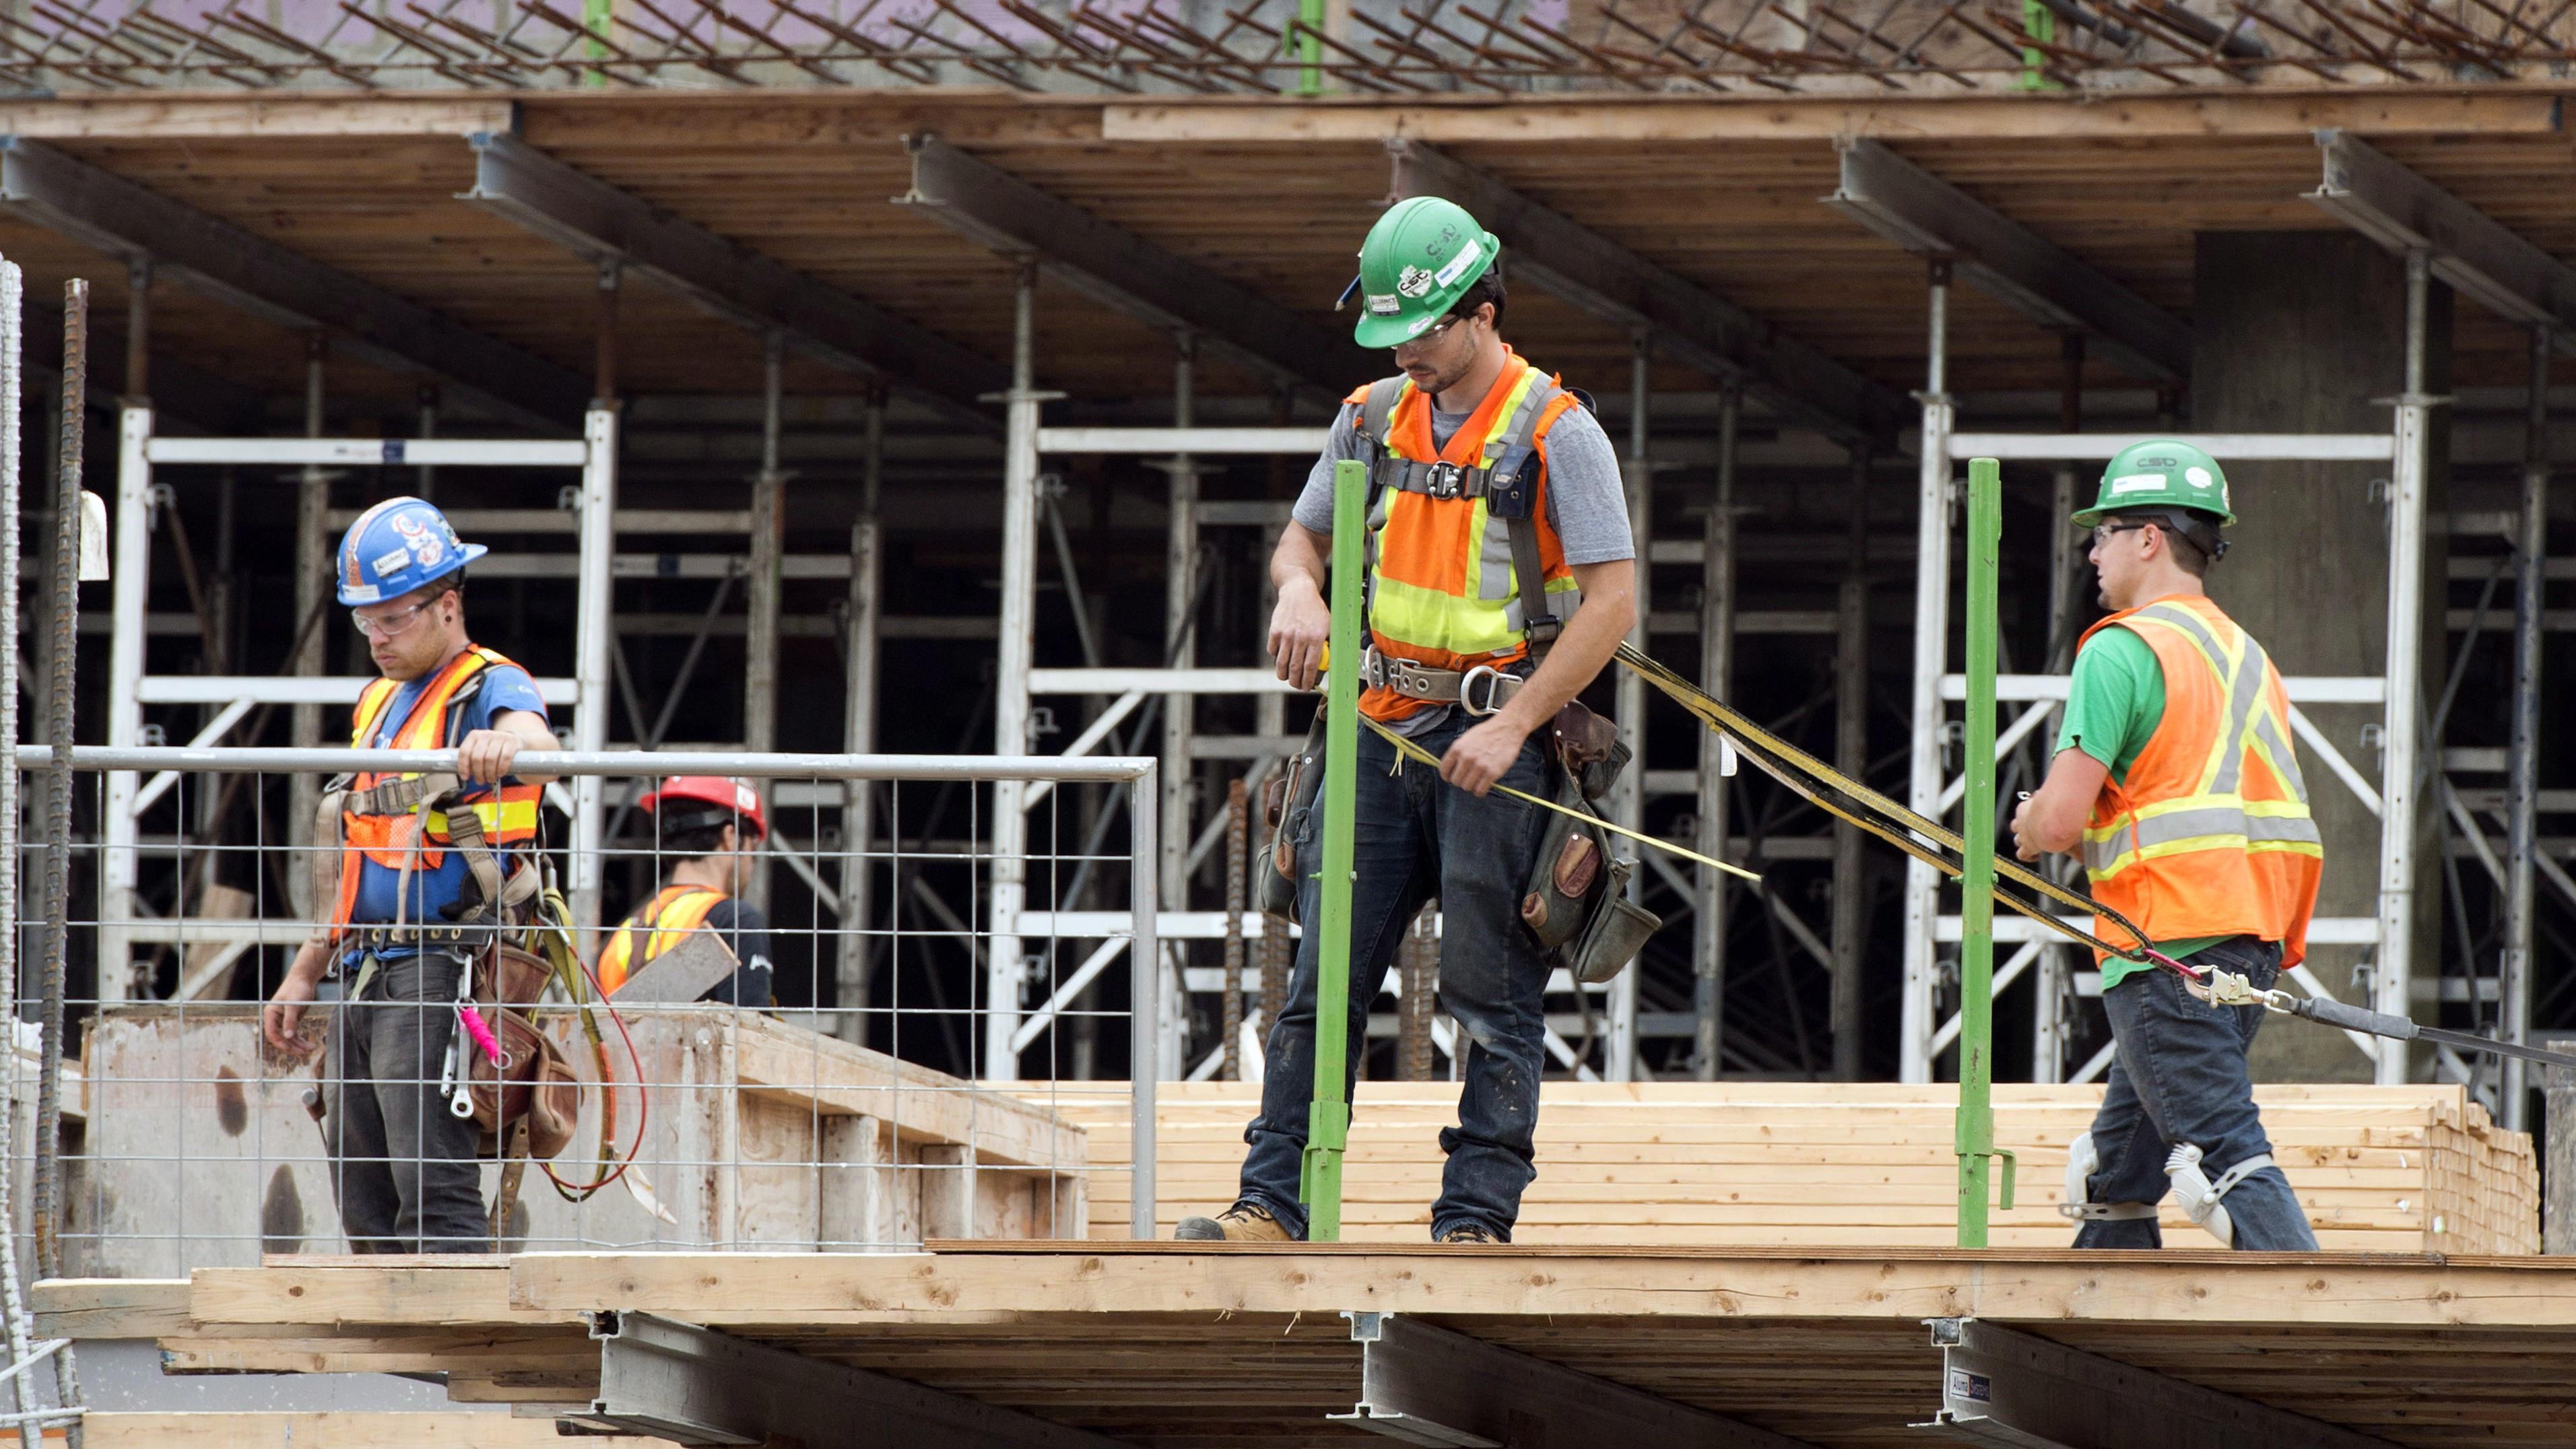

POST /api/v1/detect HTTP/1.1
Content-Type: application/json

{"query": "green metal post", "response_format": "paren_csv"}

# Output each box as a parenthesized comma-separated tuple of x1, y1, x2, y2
(1956, 456, 2003, 1248)
(1294, 0, 1325, 96)
(2016, 0, 2055, 89)
(583, 0, 613, 88)
(1300, 457, 1366, 1240)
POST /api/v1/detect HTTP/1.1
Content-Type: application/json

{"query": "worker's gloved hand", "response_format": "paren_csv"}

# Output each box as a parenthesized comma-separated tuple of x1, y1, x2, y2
(456, 727, 523, 785)
(1441, 715, 1532, 797)
(1268, 576, 1331, 692)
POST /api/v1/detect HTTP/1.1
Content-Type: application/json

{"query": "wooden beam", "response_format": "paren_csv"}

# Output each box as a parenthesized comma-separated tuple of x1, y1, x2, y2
(504, 1247, 2576, 1328)
(1104, 92, 2567, 145)
(2307, 127, 2576, 345)
(0, 98, 515, 139)
(461, 131, 1004, 433)
(1391, 139, 1906, 445)
(32, 1277, 187, 1340)
(1826, 139, 2192, 384)
(900, 135, 1367, 401)
(0, 137, 589, 430)
(188, 1259, 579, 1328)
(87, 1412, 668, 1448)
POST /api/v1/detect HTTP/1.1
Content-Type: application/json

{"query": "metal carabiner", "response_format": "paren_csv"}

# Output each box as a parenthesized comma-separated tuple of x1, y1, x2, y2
(1459, 665, 1503, 717)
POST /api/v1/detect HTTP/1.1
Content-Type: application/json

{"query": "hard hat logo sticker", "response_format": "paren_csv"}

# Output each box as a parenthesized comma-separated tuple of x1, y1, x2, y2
(2108, 473, 2167, 494)
(1396, 265, 1436, 299)
(371, 547, 409, 577)
(2184, 467, 2214, 490)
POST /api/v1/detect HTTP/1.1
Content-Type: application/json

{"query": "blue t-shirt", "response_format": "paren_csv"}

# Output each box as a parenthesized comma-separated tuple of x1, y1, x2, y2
(343, 660, 548, 960)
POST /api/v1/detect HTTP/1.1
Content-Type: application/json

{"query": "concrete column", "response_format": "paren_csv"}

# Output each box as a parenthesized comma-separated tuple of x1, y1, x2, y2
(2189, 232, 2449, 1083)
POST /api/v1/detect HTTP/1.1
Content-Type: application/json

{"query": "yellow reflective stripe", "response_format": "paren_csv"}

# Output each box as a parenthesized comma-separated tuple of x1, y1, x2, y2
(422, 799, 540, 838)
(1368, 573, 1526, 659)
(645, 889, 725, 962)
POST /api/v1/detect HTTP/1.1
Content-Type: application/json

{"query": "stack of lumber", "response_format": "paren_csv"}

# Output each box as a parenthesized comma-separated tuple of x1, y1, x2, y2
(1032, 1081, 2539, 1252)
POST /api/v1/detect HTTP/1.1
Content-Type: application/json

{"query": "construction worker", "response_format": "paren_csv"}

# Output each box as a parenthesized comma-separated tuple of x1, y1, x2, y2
(261, 497, 556, 1254)
(598, 776, 775, 1007)
(2010, 441, 2324, 1251)
(1177, 197, 1637, 1245)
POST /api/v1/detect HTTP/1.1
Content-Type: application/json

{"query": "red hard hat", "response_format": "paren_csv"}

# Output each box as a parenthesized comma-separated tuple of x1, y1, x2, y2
(636, 775, 768, 842)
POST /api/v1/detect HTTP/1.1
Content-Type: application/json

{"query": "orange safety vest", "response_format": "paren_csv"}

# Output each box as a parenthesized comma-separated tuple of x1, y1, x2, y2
(597, 884, 729, 996)
(1348, 349, 1584, 723)
(2075, 595, 2324, 966)
(335, 645, 543, 929)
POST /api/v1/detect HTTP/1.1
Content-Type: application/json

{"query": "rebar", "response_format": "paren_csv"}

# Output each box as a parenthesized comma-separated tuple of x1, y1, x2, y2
(34, 279, 81, 1445)
(1220, 778, 1245, 1081)
(0, 257, 42, 1449)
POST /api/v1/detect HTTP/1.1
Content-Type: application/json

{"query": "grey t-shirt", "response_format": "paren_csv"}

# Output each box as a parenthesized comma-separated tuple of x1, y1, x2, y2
(1290, 392, 1634, 733)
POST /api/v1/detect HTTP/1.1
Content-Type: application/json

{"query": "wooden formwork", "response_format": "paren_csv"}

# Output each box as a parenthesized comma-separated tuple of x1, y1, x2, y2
(1026, 1080, 2540, 1252)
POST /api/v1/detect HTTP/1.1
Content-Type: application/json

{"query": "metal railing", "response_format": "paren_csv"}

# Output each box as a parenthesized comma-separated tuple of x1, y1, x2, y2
(10, 744, 1160, 1271)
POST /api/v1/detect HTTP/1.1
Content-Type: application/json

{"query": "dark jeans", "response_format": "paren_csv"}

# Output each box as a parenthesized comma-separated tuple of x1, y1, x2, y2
(1240, 712, 1552, 1241)
(2073, 936, 2318, 1251)
(322, 949, 490, 1253)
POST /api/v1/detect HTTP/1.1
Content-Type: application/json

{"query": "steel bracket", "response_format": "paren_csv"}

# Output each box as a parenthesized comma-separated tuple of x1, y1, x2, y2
(1331, 1312, 1816, 1449)
(1915, 1318, 2398, 1449)
(562, 1310, 1133, 1449)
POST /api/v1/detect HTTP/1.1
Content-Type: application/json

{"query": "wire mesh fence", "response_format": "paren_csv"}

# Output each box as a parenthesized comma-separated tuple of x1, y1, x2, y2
(11, 743, 1160, 1273)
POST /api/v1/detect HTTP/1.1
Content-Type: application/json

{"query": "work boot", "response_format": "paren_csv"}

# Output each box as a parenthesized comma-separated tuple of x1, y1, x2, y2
(1436, 1223, 1499, 1245)
(1175, 1203, 1294, 1243)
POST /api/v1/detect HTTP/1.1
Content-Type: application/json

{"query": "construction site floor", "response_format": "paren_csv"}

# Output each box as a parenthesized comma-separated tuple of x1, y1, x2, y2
(32, 1243, 2576, 1446)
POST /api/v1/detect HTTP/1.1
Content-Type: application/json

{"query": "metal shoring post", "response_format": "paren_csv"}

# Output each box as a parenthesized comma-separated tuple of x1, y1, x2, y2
(1302, 458, 1365, 1241)
(744, 329, 786, 917)
(1128, 764, 1160, 1238)
(2503, 326, 2548, 1128)
(1608, 331, 1651, 1082)
(98, 405, 150, 1003)
(2375, 250, 2432, 1087)
(1955, 455, 2006, 1247)
(1692, 385, 1739, 1080)
(2034, 331, 2086, 1085)
(987, 262, 1043, 1079)
(286, 335, 328, 922)
(121, 258, 147, 405)
(1160, 333, 1199, 1081)
(1831, 446, 1869, 1081)
(568, 412, 620, 942)
(838, 387, 885, 1045)
(1902, 259, 1956, 1085)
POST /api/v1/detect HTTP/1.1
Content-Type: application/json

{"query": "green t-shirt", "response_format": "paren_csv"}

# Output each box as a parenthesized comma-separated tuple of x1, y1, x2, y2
(2053, 624, 2226, 990)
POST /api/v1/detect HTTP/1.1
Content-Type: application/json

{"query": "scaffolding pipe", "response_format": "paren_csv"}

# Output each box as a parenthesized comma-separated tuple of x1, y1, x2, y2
(120, 259, 147, 405)
(1608, 333, 1650, 1081)
(2375, 251, 2432, 1087)
(838, 389, 884, 1044)
(287, 335, 327, 923)
(744, 329, 786, 916)
(988, 262, 1042, 1077)
(1161, 333, 1199, 1081)
(1692, 386, 1737, 1080)
(1832, 447, 1869, 1081)
(1902, 260, 1956, 1085)
(415, 383, 438, 500)
(2503, 326, 2548, 1128)
(566, 406, 619, 938)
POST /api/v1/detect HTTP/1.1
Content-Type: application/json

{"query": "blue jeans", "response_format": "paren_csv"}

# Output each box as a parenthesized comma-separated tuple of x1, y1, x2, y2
(321, 949, 491, 1253)
(2073, 936, 2318, 1251)
(1239, 713, 1553, 1241)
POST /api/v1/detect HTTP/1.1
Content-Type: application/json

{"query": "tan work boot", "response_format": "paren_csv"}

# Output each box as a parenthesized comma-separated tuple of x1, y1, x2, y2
(1175, 1203, 1294, 1242)
(1436, 1222, 1499, 1244)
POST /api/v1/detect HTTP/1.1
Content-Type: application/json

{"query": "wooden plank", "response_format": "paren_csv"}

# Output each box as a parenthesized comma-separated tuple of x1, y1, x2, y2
(1102, 92, 2568, 145)
(727, 1013, 1085, 1170)
(31, 1277, 189, 1339)
(508, 1248, 2576, 1328)
(0, 99, 515, 139)
(189, 1262, 585, 1327)
(86, 1411, 678, 1447)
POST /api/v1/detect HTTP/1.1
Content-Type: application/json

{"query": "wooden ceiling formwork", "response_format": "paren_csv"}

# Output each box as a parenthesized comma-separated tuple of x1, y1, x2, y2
(0, 86, 2569, 432)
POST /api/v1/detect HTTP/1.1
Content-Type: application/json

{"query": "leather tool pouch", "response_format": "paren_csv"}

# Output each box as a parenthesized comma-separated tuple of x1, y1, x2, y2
(465, 942, 579, 1161)
(1549, 702, 1629, 803)
(1565, 856, 1661, 986)
(1258, 710, 1328, 924)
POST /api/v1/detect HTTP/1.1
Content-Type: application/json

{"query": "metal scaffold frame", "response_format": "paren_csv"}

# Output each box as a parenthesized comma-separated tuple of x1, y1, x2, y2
(1898, 257, 2435, 1087)
(100, 408, 619, 996)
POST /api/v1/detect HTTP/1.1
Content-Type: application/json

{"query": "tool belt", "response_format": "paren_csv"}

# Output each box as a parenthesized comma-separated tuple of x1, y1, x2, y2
(1359, 648, 1529, 716)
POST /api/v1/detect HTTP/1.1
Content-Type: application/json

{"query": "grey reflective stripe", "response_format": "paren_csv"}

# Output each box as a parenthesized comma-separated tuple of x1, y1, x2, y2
(2249, 710, 2311, 799)
(2084, 804, 2323, 871)
(2208, 642, 2267, 795)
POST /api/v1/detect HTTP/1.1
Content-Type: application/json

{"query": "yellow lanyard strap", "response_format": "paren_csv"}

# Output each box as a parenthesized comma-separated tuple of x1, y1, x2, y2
(1360, 714, 1762, 884)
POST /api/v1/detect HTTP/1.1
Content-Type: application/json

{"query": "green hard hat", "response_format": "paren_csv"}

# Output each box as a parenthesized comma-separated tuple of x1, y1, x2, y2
(1346, 197, 1501, 349)
(2072, 438, 2236, 528)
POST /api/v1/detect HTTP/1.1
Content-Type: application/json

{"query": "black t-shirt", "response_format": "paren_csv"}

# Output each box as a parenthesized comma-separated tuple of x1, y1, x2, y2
(698, 896, 774, 1007)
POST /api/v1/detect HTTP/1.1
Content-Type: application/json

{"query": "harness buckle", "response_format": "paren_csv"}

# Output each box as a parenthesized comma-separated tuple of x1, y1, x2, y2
(1424, 461, 1465, 500)
(1459, 665, 1508, 717)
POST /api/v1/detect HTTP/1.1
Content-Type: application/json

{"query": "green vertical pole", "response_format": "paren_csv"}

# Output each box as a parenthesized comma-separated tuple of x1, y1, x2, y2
(1956, 456, 2003, 1248)
(2016, 0, 2055, 90)
(583, 0, 613, 88)
(1300, 457, 1366, 1240)
(1295, 0, 1325, 96)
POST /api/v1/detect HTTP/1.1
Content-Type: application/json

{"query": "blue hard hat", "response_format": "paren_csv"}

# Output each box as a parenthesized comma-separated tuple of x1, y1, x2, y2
(335, 496, 487, 607)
